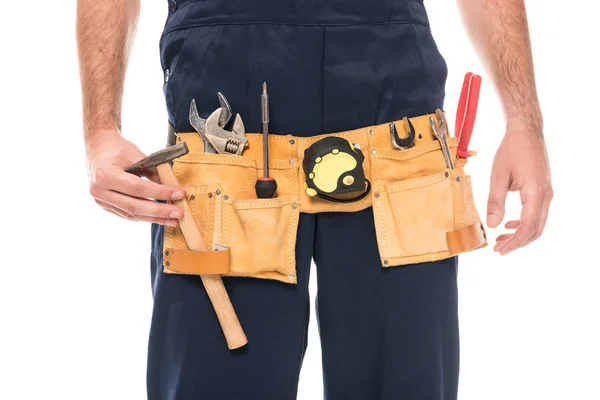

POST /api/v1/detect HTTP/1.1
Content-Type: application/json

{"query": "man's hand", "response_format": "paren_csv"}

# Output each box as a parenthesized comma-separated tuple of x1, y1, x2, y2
(487, 122, 553, 255)
(86, 132, 186, 226)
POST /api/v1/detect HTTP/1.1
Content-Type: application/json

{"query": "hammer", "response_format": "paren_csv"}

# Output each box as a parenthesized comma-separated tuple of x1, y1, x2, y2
(127, 142, 247, 350)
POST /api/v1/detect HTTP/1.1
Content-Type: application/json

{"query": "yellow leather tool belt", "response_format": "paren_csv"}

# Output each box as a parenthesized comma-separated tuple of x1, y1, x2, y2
(163, 112, 488, 283)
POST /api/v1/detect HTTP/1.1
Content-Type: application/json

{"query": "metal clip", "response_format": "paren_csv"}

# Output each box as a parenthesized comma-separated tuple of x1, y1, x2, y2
(390, 117, 416, 150)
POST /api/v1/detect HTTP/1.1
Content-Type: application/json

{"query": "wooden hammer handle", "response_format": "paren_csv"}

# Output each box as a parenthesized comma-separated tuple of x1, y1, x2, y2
(156, 163, 248, 350)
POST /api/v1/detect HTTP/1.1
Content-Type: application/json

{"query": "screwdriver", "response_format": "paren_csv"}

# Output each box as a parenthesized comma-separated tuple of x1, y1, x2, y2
(255, 82, 278, 198)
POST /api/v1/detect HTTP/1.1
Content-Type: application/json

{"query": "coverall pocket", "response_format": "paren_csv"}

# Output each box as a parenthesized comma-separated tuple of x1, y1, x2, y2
(372, 170, 454, 264)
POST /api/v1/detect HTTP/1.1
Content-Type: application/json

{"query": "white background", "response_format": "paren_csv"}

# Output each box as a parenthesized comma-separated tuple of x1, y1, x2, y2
(1, 1, 599, 399)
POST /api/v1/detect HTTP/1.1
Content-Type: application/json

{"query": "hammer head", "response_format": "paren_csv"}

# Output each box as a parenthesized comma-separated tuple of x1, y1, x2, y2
(125, 142, 189, 174)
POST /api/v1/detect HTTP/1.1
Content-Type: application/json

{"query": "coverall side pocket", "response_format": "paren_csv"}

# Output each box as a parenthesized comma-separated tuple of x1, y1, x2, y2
(372, 170, 454, 264)
(218, 195, 300, 283)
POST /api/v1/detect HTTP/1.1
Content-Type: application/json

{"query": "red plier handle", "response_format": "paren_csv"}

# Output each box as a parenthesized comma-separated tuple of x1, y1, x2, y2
(455, 72, 482, 158)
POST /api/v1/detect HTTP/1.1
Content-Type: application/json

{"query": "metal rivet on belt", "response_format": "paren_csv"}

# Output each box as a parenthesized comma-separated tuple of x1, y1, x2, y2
(369, 129, 374, 135)
(289, 139, 295, 145)
(216, 189, 221, 195)
(189, 195, 195, 201)
(418, 134, 423, 139)
(455, 176, 461, 182)
(292, 203, 298, 209)
(224, 195, 229, 201)
(383, 260, 389, 265)
(177, 136, 182, 142)
(371, 149, 376, 155)
(374, 192, 380, 198)
(290, 159, 295, 165)
(166, 261, 171, 267)
(208, 193, 213, 198)
(165, 251, 170, 256)
(445, 172, 449, 178)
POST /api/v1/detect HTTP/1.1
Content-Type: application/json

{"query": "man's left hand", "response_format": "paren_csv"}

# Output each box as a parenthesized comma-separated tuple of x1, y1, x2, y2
(486, 121, 553, 255)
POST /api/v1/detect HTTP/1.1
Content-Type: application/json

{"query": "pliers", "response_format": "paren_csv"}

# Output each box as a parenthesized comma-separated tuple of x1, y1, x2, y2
(455, 72, 482, 158)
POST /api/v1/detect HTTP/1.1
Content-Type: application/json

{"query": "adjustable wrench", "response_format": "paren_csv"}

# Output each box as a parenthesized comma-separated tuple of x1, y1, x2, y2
(429, 109, 455, 170)
(190, 94, 247, 155)
(189, 93, 233, 154)
(204, 104, 248, 156)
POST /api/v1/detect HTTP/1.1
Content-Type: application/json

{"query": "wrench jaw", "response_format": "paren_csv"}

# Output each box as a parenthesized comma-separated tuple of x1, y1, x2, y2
(189, 99, 217, 154)
(231, 114, 246, 139)
(189, 92, 241, 155)
(429, 109, 455, 170)
(205, 107, 249, 156)
(217, 92, 233, 127)
(390, 117, 416, 150)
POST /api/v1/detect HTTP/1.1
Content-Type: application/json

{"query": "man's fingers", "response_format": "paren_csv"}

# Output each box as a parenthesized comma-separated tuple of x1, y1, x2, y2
(495, 233, 513, 243)
(504, 220, 520, 229)
(496, 189, 544, 255)
(487, 168, 510, 228)
(100, 201, 134, 220)
(524, 189, 553, 246)
(92, 188, 184, 220)
(93, 168, 185, 201)
(95, 199, 179, 226)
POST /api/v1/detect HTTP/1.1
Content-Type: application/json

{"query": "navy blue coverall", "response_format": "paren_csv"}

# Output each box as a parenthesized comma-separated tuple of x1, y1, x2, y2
(149, 1, 459, 399)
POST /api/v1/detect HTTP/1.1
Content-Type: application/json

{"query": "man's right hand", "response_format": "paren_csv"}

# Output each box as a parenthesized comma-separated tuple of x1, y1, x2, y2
(86, 132, 186, 226)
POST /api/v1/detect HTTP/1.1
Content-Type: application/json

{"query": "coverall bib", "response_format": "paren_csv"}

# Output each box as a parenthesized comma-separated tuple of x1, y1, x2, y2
(149, 0, 459, 398)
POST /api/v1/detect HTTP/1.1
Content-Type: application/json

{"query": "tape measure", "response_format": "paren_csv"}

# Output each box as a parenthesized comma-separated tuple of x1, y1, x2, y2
(302, 137, 371, 203)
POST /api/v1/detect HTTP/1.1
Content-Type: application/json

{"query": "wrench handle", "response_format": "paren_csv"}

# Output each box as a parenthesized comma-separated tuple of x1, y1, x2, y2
(156, 163, 248, 350)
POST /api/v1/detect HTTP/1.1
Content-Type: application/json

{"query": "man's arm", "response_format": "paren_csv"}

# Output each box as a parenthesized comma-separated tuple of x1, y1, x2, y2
(77, 0, 184, 226)
(457, 0, 553, 255)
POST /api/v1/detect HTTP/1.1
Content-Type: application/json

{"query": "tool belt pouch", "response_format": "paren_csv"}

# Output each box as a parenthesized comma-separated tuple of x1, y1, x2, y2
(164, 112, 487, 283)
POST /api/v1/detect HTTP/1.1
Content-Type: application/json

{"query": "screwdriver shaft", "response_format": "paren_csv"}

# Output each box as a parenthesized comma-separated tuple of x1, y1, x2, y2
(261, 82, 269, 178)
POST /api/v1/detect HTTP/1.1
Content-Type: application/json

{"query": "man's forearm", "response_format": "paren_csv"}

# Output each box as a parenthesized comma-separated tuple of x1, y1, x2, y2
(76, 0, 140, 146)
(457, 0, 542, 134)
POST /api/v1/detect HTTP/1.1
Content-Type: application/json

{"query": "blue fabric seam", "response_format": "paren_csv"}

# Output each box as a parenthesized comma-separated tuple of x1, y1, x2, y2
(161, 20, 430, 38)
(320, 27, 326, 135)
